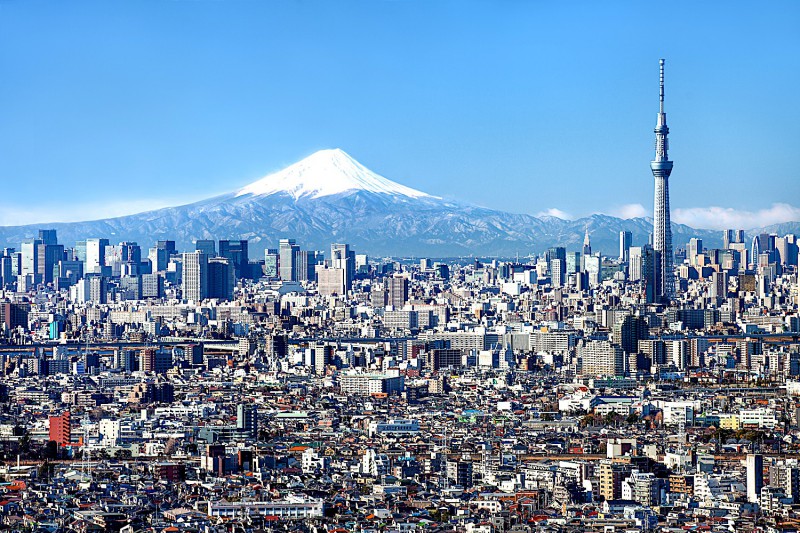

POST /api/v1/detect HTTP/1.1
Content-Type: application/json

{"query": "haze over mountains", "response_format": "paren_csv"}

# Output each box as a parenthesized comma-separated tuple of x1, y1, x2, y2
(0, 149, 795, 257)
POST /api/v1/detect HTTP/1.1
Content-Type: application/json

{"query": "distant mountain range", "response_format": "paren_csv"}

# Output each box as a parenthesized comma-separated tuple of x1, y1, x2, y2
(0, 149, 796, 257)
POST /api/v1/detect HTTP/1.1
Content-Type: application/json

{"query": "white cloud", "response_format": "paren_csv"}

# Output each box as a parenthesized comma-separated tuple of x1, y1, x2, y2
(672, 203, 800, 230)
(536, 208, 573, 220)
(606, 203, 649, 219)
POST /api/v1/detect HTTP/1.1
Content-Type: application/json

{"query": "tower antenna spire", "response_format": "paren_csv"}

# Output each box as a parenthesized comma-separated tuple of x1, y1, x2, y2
(650, 58, 674, 303)
(659, 58, 665, 113)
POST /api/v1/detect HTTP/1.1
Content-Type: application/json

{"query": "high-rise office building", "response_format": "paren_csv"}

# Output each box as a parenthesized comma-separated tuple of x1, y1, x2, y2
(296, 250, 310, 281)
(87, 274, 107, 303)
(650, 59, 675, 302)
(291, 250, 322, 282)
(0, 253, 14, 289)
(547, 246, 566, 264)
(687, 238, 703, 266)
(751, 234, 776, 269)
(387, 274, 408, 308)
(218, 240, 248, 279)
(584, 254, 602, 286)
(710, 271, 728, 300)
(317, 266, 346, 296)
(619, 231, 632, 263)
(566, 251, 581, 275)
(264, 249, 279, 278)
(73, 241, 87, 263)
(355, 254, 369, 274)
(208, 257, 234, 301)
(142, 273, 164, 299)
(156, 240, 176, 253)
(612, 315, 649, 355)
(182, 251, 208, 301)
(279, 239, 299, 281)
(193, 239, 214, 256)
(629, 245, 658, 304)
(86, 238, 110, 274)
(149, 240, 176, 273)
(330, 243, 355, 291)
(20, 239, 41, 283)
(37, 243, 64, 284)
(104, 242, 141, 277)
(550, 258, 565, 288)
(38, 229, 57, 246)
(724, 229, 744, 249)
(775, 234, 799, 268)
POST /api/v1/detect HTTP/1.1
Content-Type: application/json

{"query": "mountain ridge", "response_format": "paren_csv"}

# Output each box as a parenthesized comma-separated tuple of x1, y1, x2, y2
(0, 149, 796, 256)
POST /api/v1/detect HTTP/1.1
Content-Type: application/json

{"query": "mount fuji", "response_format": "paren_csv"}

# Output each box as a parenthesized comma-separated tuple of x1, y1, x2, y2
(236, 148, 434, 201)
(0, 149, 779, 256)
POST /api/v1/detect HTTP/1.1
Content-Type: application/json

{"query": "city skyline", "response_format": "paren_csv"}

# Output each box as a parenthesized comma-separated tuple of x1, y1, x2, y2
(0, 1, 799, 229)
(1, 3, 800, 527)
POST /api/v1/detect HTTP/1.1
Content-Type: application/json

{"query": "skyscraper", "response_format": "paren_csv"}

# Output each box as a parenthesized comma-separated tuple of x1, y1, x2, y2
(264, 249, 279, 278)
(330, 243, 355, 291)
(650, 59, 675, 302)
(279, 239, 299, 281)
(150, 240, 176, 273)
(619, 231, 632, 263)
(182, 251, 208, 301)
(86, 238, 110, 274)
(629, 245, 658, 304)
(387, 274, 408, 308)
(550, 258, 565, 288)
(37, 243, 64, 284)
(20, 239, 41, 283)
(724, 229, 744, 249)
(566, 251, 581, 275)
(687, 238, 703, 266)
(195, 239, 216, 256)
(218, 240, 248, 279)
(208, 257, 234, 300)
(38, 229, 57, 246)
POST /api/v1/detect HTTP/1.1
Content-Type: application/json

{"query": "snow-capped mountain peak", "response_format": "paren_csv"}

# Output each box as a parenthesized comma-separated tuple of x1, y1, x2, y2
(235, 148, 434, 200)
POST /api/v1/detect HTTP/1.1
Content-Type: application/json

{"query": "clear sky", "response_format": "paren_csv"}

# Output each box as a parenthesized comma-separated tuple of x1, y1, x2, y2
(1, 0, 799, 229)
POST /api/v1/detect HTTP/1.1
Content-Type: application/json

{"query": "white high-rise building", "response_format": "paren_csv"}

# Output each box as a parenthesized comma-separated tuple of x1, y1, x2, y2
(747, 453, 764, 503)
(85, 238, 109, 274)
(182, 251, 208, 302)
(20, 240, 39, 281)
(279, 238, 299, 281)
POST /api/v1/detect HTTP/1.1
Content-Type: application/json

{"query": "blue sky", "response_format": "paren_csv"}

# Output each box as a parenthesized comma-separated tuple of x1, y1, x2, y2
(1, 0, 799, 229)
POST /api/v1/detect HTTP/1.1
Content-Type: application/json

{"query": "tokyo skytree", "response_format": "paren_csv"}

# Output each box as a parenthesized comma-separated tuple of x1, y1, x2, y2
(650, 59, 674, 302)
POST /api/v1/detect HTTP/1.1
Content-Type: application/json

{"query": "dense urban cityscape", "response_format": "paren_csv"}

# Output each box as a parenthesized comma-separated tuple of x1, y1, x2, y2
(1, 0, 800, 527)
(0, 60, 796, 531)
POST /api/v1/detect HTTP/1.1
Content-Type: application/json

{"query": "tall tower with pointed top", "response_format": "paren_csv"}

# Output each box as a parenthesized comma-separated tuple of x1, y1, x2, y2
(650, 59, 674, 302)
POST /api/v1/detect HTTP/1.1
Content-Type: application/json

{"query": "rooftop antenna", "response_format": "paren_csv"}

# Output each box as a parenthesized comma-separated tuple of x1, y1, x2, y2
(659, 58, 665, 113)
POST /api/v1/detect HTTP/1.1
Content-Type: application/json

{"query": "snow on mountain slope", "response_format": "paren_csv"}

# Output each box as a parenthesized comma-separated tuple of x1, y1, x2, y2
(236, 148, 436, 200)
